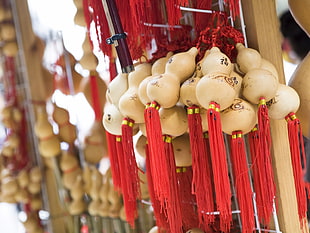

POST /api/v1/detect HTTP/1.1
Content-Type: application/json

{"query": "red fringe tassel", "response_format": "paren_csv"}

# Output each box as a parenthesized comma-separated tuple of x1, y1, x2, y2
(121, 118, 140, 227)
(145, 142, 169, 231)
(230, 131, 255, 233)
(187, 106, 215, 227)
(106, 132, 122, 191)
(250, 97, 276, 225)
(163, 135, 183, 233)
(144, 102, 169, 203)
(89, 73, 103, 121)
(286, 112, 309, 229)
(176, 166, 199, 231)
(207, 101, 232, 232)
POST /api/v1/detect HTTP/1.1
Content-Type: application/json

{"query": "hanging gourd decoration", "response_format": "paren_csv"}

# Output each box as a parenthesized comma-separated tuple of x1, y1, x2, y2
(52, 103, 77, 144)
(195, 47, 235, 233)
(83, 120, 108, 164)
(143, 48, 197, 231)
(59, 150, 82, 190)
(288, 0, 310, 37)
(180, 51, 215, 228)
(34, 106, 61, 158)
(88, 168, 103, 216)
(106, 72, 128, 106)
(98, 168, 111, 218)
(268, 84, 309, 228)
(117, 62, 151, 226)
(138, 52, 173, 106)
(68, 175, 86, 215)
(172, 133, 199, 232)
(236, 43, 262, 74)
(241, 61, 278, 225)
(220, 98, 257, 233)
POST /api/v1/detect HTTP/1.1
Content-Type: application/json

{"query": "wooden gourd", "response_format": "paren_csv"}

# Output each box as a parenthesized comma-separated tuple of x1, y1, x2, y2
(118, 62, 152, 123)
(159, 105, 188, 137)
(220, 98, 257, 135)
(102, 103, 124, 135)
(17, 169, 29, 188)
(138, 52, 173, 105)
(69, 175, 86, 215)
(59, 151, 82, 190)
(146, 47, 198, 108)
(242, 68, 278, 104)
(236, 43, 262, 74)
(52, 104, 77, 144)
(173, 133, 192, 167)
(98, 169, 111, 217)
(268, 84, 300, 120)
(106, 72, 128, 106)
(83, 120, 108, 164)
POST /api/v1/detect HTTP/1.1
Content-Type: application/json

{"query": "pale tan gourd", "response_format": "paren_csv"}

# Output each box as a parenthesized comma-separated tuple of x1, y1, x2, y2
(236, 43, 262, 74)
(52, 104, 77, 144)
(3, 41, 18, 57)
(84, 120, 108, 164)
(106, 72, 128, 105)
(60, 151, 82, 190)
(69, 199, 87, 215)
(73, 0, 83, 9)
(89, 167, 103, 201)
(268, 84, 300, 120)
(118, 62, 152, 123)
(146, 47, 198, 108)
(14, 188, 29, 204)
(29, 166, 42, 183)
(138, 52, 173, 105)
(30, 196, 43, 211)
(180, 50, 209, 107)
(74, 8, 86, 27)
(200, 108, 209, 132)
(17, 169, 29, 188)
(80, 53, 99, 71)
(27, 181, 41, 195)
(1, 176, 18, 196)
(242, 68, 278, 104)
(220, 98, 257, 135)
(98, 169, 111, 217)
(70, 175, 85, 201)
(196, 72, 237, 110)
(34, 107, 61, 158)
(260, 58, 279, 81)
(173, 133, 192, 167)
(201, 47, 233, 76)
(102, 103, 124, 135)
(159, 105, 188, 137)
(0, 6, 12, 22)
(288, 0, 310, 36)
(82, 164, 92, 195)
(0, 22, 16, 41)
(69, 175, 87, 215)
(108, 177, 122, 218)
(135, 134, 147, 158)
(229, 71, 243, 97)
(1, 144, 14, 157)
(289, 52, 310, 137)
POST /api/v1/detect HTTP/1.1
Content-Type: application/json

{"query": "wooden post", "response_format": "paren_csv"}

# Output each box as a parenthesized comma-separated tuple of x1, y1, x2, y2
(241, 0, 308, 232)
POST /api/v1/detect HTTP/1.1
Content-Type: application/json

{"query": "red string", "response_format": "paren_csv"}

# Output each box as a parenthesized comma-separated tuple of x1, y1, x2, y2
(286, 113, 308, 230)
(89, 74, 103, 121)
(121, 118, 140, 227)
(187, 106, 215, 228)
(206, 101, 232, 232)
(223, 0, 240, 20)
(230, 131, 255, 233)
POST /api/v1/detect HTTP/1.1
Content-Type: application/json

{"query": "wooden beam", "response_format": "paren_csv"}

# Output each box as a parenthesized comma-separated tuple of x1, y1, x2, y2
(240, 1, 308, 233)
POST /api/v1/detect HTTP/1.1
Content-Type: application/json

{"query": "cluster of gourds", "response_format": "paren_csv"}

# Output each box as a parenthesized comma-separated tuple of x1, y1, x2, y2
(102, 40, 304, 233)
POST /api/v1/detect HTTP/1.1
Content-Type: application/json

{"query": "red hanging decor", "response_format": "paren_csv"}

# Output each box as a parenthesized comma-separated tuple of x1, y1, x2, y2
(285, 112, 309, 229)
(187, 105, 215, 228)
(230, 131, 255, 233)
(206, 101, 232, 233)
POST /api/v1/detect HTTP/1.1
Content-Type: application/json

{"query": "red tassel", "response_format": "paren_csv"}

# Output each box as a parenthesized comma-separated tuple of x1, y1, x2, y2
(89, 73, 103, 121)
(230, 131, 255, 233)
(121, 118, 140, 227)
(224, 0, 240, 20)
(286, 113, 308, 229)
(176, 166, 199, 231)
(144, 102, 169, 203)
(163, 135, 183, 233)
(187, 106, 215, 227)
(145, 142, 169, 231)
(206, 101, 232, 232)
(105, 132, 122, 191)
(251, 97, 276, 225)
